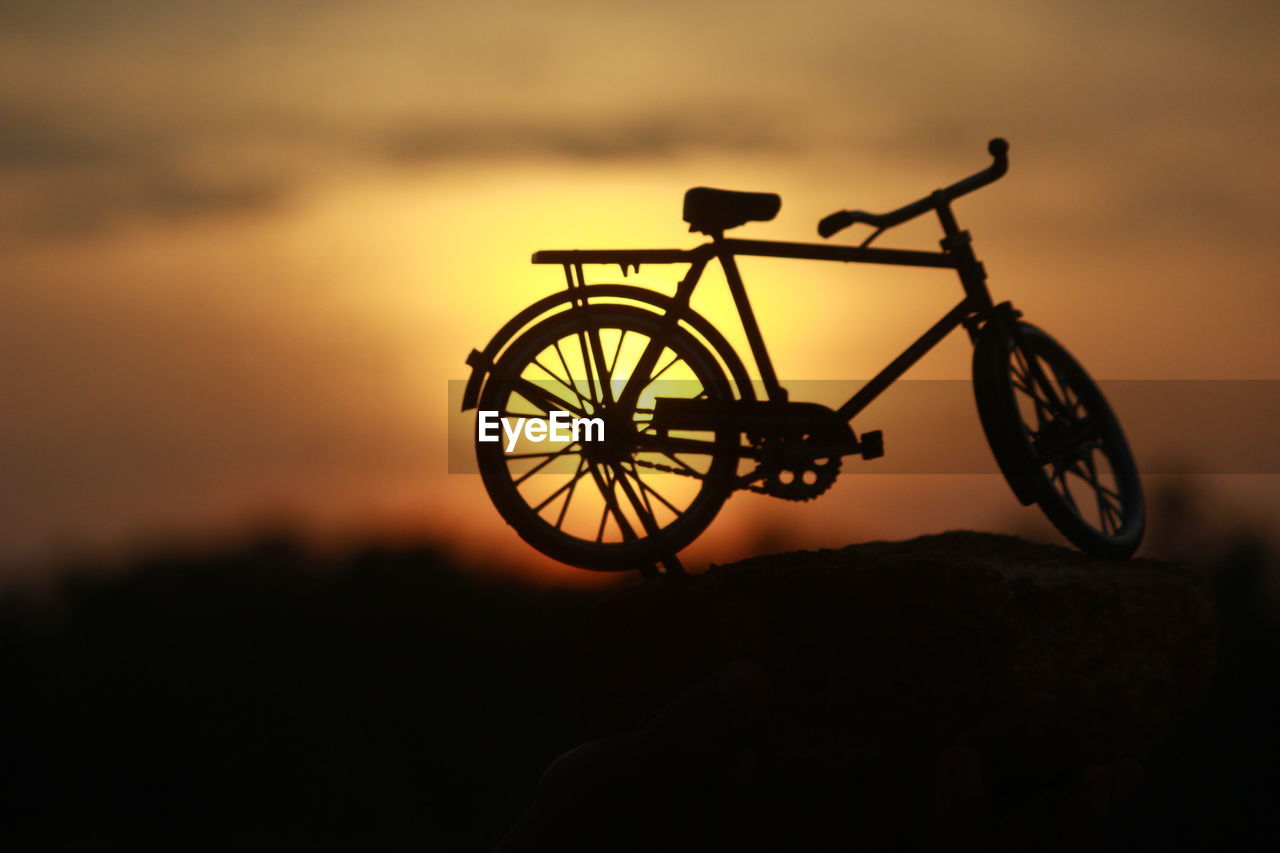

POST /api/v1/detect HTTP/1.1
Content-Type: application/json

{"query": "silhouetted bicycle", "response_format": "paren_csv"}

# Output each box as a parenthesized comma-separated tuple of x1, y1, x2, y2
(461, 140, 1144, 574)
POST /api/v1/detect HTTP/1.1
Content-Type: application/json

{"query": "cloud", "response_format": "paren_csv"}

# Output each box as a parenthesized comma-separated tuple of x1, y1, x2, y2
(0, 103, 300, 236)
(0, 98, 797, 239)
(16, 171, 293, 237)
(4, 0, 1277, 240)
(0, 106, 143, 169)
(370, 110, 792, 164)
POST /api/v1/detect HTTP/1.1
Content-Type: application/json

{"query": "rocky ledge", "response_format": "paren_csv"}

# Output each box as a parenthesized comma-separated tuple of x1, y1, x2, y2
(579, 532, 1218, 844)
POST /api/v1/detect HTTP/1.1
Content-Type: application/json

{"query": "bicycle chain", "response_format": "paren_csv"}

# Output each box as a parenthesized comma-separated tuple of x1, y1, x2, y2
(631, 456, 840, 500)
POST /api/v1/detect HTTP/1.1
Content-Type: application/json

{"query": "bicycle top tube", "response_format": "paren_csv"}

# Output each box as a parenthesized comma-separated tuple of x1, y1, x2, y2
(531, 239, 959, 270)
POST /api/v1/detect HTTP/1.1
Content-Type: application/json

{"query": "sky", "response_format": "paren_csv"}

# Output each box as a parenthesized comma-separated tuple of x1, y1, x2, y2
(3, 0, 1279, 583)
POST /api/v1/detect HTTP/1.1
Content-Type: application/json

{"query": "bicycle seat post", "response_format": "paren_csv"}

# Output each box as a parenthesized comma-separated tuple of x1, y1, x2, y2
(712, 231, 788, 403)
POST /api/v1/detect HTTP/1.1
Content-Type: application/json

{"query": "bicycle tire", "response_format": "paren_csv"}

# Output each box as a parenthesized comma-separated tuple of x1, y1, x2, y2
(476, 305, 737, 570)
(974, 321, 1144, 558)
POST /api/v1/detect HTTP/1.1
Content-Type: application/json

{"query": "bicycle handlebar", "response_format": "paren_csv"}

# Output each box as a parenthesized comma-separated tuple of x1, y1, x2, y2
(818, 138, 1009, 239)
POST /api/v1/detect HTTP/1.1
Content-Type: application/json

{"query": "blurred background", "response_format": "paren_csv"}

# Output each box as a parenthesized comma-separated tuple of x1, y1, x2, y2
(4, 0, 1279, 585)
(3, 2, 1280, 849)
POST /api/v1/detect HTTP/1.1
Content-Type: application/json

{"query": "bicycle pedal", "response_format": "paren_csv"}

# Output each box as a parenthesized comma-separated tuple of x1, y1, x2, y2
(859, 430, 884, 460)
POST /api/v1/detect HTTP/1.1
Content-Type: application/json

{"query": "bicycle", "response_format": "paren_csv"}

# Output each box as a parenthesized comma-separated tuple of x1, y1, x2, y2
(460, 139, 1144, 575)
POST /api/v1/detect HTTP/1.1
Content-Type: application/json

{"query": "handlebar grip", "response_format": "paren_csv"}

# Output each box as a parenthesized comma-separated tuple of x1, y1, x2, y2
(987, 138, 1009, 178)
(818, 210, 856, 239)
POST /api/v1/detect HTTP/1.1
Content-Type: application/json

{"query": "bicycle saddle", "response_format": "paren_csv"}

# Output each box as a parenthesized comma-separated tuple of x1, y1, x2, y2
(683, 187, 781, 235)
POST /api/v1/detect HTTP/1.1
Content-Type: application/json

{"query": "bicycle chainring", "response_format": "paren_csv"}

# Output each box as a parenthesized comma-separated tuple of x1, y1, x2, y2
(751, 419, 852, 502)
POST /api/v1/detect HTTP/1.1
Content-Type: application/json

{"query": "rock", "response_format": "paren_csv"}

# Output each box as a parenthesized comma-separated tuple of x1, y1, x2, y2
(578, 532, 1218, 847)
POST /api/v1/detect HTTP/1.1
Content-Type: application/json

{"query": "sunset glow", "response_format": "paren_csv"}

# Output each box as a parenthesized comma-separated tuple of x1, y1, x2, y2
(5, 1, 1279, 581)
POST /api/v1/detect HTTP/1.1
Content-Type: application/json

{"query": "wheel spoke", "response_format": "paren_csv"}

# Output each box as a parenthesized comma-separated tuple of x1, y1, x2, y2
(610, 461, 663, 538)
(1070, 453, 1101, 489)
(624, 461, 682, 517)
(594, 500, 609, 542)
(1103, 497, 1124, 529)
(510, 377, 589, 418)
(1053, 464, 1079, 514)
(621, 461, 658, 519)
(1078, 469, 1112, 535)
(1078, 455, 1112, 535)
(588, 463, 637, 541)
(614, 329, 671, 412)
(1018, 346, 1072, 417)
(1094, 480, 1123, 502)
(533, 355, 590, 412)
(1011, 366, 1055, 429)
(1060, 380, 1079, 414)
(575, 329, 602, 409)
(585, 323, 615, 406)
(1034, 420, 1098, 465)
(512, 442, 577, 486)
(552, 339, 594, 413)
(554, 458, 586, 529)
(608, 329, 628, 378)
(1081, 452, 1125, 528)
(532, 462, 591, 514)
(1064, 463, 1120, 533)
(645, 351, 681, 387)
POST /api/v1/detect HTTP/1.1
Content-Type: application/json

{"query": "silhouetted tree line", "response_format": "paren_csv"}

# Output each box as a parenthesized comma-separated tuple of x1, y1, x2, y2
(0, 537, 600, 850)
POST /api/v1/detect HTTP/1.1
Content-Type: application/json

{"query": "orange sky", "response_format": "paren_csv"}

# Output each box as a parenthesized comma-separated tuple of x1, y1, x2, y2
(3, 1, 1279, 583)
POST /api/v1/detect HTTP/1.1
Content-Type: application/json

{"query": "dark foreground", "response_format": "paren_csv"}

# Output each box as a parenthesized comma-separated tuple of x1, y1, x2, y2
(0, 533, 1276, 850)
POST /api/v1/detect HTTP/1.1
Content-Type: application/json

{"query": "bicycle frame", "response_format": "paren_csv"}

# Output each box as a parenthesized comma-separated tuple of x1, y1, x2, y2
(465, 139, 1144, 569)
(530, 193, 1000, 429)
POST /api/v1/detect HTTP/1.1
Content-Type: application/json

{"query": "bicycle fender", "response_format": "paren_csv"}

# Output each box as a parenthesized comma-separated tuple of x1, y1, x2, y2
(461, 285, 755, 411)
(972, 317, 1040, 506)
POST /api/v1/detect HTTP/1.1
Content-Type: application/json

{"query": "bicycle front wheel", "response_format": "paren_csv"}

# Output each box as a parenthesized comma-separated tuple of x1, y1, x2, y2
(475, 305, 737, 571)
(974, 321, 1144, 558)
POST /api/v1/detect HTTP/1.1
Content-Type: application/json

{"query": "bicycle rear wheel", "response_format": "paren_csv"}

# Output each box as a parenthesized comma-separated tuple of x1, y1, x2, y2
(974, 321, 1144, 558)
(476, 305, 737, 571)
